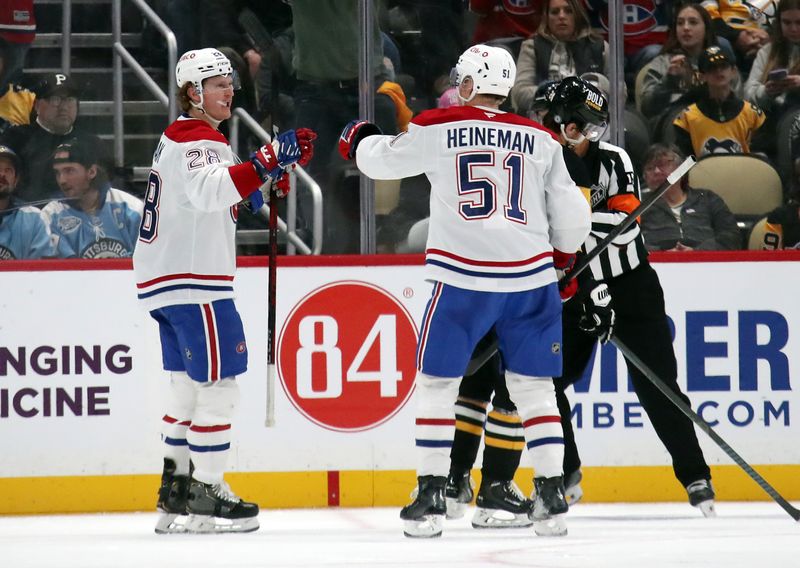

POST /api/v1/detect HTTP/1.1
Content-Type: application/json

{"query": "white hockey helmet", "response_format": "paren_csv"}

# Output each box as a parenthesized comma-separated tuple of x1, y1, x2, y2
(451, 44, 516, 102)
(175, 48, 234, 92)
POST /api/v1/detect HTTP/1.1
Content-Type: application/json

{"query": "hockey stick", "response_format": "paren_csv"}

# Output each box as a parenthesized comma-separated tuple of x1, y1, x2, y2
(265, 180, 278, 427)
(612, 336, 800, 522)
(464, 156, 696, 376)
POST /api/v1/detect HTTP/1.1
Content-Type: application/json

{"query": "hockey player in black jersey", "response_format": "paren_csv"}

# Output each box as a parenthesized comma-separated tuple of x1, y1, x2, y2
(447, 77, 716, 521)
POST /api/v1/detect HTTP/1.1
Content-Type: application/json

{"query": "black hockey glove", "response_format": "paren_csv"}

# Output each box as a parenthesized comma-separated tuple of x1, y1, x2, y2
(578, 283, 615, 344)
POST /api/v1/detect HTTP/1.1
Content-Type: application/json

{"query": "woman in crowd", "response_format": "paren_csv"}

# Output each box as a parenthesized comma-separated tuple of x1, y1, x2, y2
(510, 0, 607, 115)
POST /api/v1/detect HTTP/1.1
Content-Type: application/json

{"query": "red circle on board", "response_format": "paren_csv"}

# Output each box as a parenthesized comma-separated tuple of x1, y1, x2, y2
(278, 281, 418, 431)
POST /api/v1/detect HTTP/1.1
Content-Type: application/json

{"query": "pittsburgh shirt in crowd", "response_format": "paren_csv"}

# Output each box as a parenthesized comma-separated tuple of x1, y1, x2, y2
(673, 94, 765, 156)
(42, 185, 143, 258)
(0, 199, 54, 259)
(0, 82, 35, 133)
(763, 203, 800, 250)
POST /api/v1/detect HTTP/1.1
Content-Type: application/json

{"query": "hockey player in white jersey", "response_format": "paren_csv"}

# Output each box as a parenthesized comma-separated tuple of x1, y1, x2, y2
(133, 48, 315, 534)
(339, 44, 591, 538)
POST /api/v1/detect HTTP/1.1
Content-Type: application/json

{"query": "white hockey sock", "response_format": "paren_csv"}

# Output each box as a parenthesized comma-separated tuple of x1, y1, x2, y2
(188, 377, 239, 485)
(505, 372, 564, 479)
(162, 371, 197, 476)
(414, 373, 461, 477)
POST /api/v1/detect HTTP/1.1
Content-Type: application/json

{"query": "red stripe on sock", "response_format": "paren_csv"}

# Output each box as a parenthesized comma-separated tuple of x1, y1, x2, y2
(162, 415, 191, 426)
(328, 470, 340, 507)
(523, 415, 561, 428)
(189, 424, 231, 433)
(416, 418, 455, 426)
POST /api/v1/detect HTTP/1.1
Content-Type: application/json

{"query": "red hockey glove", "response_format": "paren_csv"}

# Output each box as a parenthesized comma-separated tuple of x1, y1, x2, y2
(553, 249, 577, 302)
(250, 129, 304, 182)
(338, 120, 382, 160)
(579, 283, 615, 344)
(274, 172, 291, 198)
(295, 127, 317, 167)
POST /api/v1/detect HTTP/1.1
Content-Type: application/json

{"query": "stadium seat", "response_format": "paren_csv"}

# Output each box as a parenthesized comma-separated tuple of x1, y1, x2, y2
(688, 154, 784, 247)
(747, 217, 769, 250)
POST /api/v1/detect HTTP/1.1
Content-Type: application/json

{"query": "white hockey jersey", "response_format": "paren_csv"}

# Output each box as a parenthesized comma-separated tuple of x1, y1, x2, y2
(132, 115, 263, 310)
(356, 105, 591, 292)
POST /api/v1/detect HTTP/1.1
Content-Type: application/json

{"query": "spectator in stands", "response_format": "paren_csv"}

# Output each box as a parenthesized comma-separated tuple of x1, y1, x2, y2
(290, 0, 398, 253)
(743, 0, 800, 157)
(511, 0, 608, 115)
(0, 1, 35, 87)
(762, 201, 800, 248)
(673, 46, 765, 157)
(2, 73, 104, 205)
(0, 145, 54, 260)
(201, 0, 293, 80)
(583, 0, 672, 83)
(0, 37, 35, 134)
(42, 139, 142, 259)
(640, 143, 740, 251)
(701, 0, 773, 73)
(639, 3, 738, 133)
(469, 0, 543, 47)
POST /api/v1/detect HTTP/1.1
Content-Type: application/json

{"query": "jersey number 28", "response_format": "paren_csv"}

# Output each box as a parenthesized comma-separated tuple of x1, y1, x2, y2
(138, 171, 162, 243)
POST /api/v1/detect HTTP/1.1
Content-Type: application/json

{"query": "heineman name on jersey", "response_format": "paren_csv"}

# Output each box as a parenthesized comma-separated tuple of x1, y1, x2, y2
(446, 126, 536, 154)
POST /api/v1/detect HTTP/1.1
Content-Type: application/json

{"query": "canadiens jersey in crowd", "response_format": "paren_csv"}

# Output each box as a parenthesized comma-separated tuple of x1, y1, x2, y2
(583, 0, 669, 55)
(578, 140, 648, 281)
(0, 200, 54, 259)
(673, 99, 766, 156)
(133, 116, 260, 310)
(355, 105, 591, 293)
(42, 185, 142, 259)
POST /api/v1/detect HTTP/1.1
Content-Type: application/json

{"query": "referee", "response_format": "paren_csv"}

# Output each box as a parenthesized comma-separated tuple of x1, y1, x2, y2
(541, 77, 716, 517)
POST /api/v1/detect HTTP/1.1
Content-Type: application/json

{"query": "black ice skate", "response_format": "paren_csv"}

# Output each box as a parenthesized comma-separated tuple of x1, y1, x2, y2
(564, 469, 583, 505)
(686, 479, 716, 518)
(444, 471, 474, 520)
(186, 479, 260, 533)
(154, 458, 190, 534)
(400, 475, 447, 538)
(530, 476, 569, 537)
(471, 478, 533, 529)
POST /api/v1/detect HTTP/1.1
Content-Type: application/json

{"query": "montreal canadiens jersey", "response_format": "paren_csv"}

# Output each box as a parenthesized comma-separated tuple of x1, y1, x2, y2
(356, 105, 591, 292)
(0, 201, 55, 259)
(42, 186, 142, 259)
(132, 115, 263, 310)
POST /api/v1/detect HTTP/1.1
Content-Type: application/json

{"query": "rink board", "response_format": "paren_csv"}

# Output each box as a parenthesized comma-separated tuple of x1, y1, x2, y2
(0, 252, 798, 514)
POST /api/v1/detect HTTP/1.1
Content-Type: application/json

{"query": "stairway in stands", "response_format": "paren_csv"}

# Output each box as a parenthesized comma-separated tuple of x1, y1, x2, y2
(28, 0, 170, 196)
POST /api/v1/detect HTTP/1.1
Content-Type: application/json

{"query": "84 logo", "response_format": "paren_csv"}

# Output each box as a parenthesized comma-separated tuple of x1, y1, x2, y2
(278, 281, 418, 431)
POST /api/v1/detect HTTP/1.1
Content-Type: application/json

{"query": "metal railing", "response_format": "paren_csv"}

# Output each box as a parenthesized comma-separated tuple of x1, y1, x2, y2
(111, 0, 177, 168)
(230, 108, 324, 255)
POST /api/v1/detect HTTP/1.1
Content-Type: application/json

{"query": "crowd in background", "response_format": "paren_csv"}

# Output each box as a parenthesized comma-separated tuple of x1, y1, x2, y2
(2, 0, 800, 260)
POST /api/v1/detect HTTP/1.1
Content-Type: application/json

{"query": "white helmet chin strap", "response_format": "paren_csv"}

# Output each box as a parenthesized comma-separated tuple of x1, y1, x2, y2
(561, 124, 586, 147)
(189, 83, 222, 127)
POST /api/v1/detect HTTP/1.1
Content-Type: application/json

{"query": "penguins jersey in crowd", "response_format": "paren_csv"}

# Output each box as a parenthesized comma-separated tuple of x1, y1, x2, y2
(577, 140, 648, 281)
(673, 97, 765, 156)
(355, 104, 591, 292)
(0, 200, 54, 259)
(133, 115, 263, 310)
(700, 0, 776, 31)
(42, 186, 142, 259)
(763, 203, 800, 250)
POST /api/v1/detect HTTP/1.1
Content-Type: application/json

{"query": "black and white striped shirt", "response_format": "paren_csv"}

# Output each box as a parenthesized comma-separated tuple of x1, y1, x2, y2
(580, 140, 648, 281)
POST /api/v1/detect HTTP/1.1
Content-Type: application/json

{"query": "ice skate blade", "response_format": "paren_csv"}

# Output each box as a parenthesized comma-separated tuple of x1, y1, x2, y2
(402, 515, 444, 538)
(471, 508, 533, 529)
(696, 500, 717, 518)
(445, 497, 468, 520)
(154, 513, 188, 534)
(533, 515, 567, 537)
(185, 514, 260, 534)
